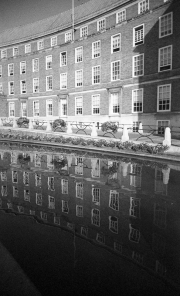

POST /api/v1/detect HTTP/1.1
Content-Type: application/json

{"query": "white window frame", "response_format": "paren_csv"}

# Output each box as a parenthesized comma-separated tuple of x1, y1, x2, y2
(109, 190, 119, 211)
(65, 31, 72, 43)
(133, 54, 144, 77)
(129, 224, 140, 243)
(25, 44, 31, 53)
(75, 46, 83, 63)
(111, 34, 121, 53)
(8, 63, 14, 76)
(75, 97, 83, 115)
(46, 99, 53, 116)
(133, 24, 144, 47)
(9, 102, 15, 117)
(110, 93, 120, 114)
(97, 18, 106, 31)
(60, 51, 67, 67)
(157, 84, 171, 112)
(51, 36, 57, 47)
(33, 100, 40, 117)
(1, 49, 7, 59)
(80, 26, 88, 38)
(60, 73, 67, 89)
(36, 193, 42, 206)
(23, 171, 29, 186)
(159, 12, 173, 38)
(33, 78, 39, 93)
(92, 40, 101, 59)
(32, 58, 39, 72)
(0, 65, 2, 77)
(46, 75, 53, 91)
(129, 197, 141, 218)
(76, 205, 83, 217)
(92, 94, 100, 115)
(92, 65, 100, 84)
(48, 195, 55, 209)
(8, 81, 14, 95)
(46, 55, 52, 70)
(157, 120, 170, 135)
(61, 179, 68, 194)
(75, 69, 83, 87)
(92, 187, 100, 205)
(13, 186, 18, 198)
(116, 9, 126, 24)
(138, 0, 149, 14)
(13, 47, 19, 56)
(109, 216, 118, 234)
(20, 61, 26, 74)
(111, 60, 121, 81)
(158, 45, 172, 72)
(37, 40, 44, 50)
(24, 189, 30, 202)
(76, 182, 83, 199)
(91, 208, 100, 226)
(20, 80, 26, 94)
(62, 200, 69, 213)
(132, 89, 143, 113)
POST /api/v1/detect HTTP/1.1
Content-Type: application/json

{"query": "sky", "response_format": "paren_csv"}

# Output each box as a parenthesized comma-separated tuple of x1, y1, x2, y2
(0, 0, 90, 32)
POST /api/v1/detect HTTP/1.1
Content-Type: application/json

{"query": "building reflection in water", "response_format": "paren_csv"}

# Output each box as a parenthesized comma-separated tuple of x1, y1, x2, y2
(0, 142, 180, 291)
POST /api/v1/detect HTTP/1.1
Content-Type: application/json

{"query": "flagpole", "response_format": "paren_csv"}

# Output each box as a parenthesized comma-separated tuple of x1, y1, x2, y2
(72, 0, 74, 40)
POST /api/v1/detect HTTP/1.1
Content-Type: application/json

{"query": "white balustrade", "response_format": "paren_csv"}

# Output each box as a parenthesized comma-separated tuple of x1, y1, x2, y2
(46, 120, 52, 132)
(13, 118, 18, 128)
(28, 119, 34, 129)
(67, 122, 72, 134)
(138, 122, 143, 133)
(121, 125, 129, 142)
(91, 122, 98, 137)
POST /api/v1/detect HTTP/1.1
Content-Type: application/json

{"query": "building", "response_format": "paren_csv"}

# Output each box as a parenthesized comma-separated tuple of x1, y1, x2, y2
(0, 0, 179, 132)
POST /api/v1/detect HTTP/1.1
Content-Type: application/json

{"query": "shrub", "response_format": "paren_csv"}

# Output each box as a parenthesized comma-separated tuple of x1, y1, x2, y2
(101, 121, 118, 133)
(17, 117, 29, 126)
(52, 119, 66, 129)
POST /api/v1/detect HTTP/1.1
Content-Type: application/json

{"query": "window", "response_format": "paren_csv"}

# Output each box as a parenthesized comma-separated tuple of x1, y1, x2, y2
(109, 190, 119, 211)
(75, 97, 83, 115)
(75, 46, 83, 63)
(75, 157, 83, 175)
(114, 242, 122, 253)
(35, 154, 41, 167)
(32, 58, 39, 72)
(60, 52, 67, 67)
(20, 80, 26, 94)
(129, 224, 140, 243)
(0, 83, 2, 94)
(61, 179, 68, 194)
(20, 61, 26, 74)
(35, 173, 41, 186)
(130, 164, 142, 187)
(157, 120, 169, 135)
(60, 73, 67, 89)
(46, 55, 52, 69)
(109, 216, 118, 233)
(159, 12, 173, 38)
(81, 227, 88, 237)
(92, 41, 101, 58)
(1, 172, 7, 181)
(60, 99, 67, 116)
(111, 93, 119, 114)
(62, 200, 69, 213)
(91, 209, 100, 226)
(8, 63, 14, 76)
(33, 78, 39, 93)
(97, 19, 105, 31)
(76, 205, 83, 217)
(155, 168, 167, 195)
(130, 197, 140, 218)
(13, 186, 18, 198)
(92, 65, 100, 84)
(111, 60, 120, 81)
(48, 195, 55, 209)
(92, 94, 100, 115)
(138, 0, 149, 14)
(96, 233, 105, 244)
(9, 81, 14, 95)
(65, 31, 72, 42)
(133, 121, 140, 132)
(47, 155, 54, 170)
(132, 251, 143, 265)
(9, 102, 15, 117)
(159, 45, 172, 72)
(154, 203, 167, 229)
(92, 188, 100, 205)
(46, 99, 53, 116)
(116, 9, 126, 23)
(46, 76, 53, 91)
(80, 26, 88, 38)
(33, 101, 39, 117)
(157, 84, 171, 111)
(40, 212, 47, 220)
(25, 44, 31, 53)
(13, 47, 18, 56)
(1, 185, 7, 196)
(133, 24, 144, 46)
(75, 70, 83, 87)
(1, 49, 7, 59)
(51, 36, 57, 47)
(0, 65, 2, 77)
(133, 54, 144, 76)
(17, 206, 24, 213)
(37, 40, 44, 50)
(23, 172, 29, 186)
(91, 159, 100, 177)
(111, 34, 121, 53)
(54, 216, 60, 225)
(24, 189, 30, 202)
(36, 193, 42, 206)
(132, 89, 143, 113)
(76, 182, 83, 199)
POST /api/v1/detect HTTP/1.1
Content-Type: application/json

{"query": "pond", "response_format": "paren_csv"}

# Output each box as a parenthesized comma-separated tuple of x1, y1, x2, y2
(0, 141, 180, 296)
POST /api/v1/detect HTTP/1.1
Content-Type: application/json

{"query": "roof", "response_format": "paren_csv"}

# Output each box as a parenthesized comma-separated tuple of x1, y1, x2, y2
(0, 0, 130, 47)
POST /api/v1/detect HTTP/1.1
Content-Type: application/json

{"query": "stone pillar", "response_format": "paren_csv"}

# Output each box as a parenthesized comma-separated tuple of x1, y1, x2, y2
(13, 118, 18, 128)
(67, 122, 72, 134)
(163, 127, 171, 147)
(46, 120, 52, 132)
(28, 119, 34, 129)
(91, 122, 98, 137)
(138, 122, 143, 133)
(121, 125, 129, 142)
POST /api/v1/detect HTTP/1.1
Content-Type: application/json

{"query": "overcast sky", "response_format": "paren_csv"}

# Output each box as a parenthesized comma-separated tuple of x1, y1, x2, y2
(0, 0, 90, 32)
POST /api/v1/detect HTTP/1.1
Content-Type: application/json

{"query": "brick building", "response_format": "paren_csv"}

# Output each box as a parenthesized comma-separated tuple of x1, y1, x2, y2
(0, 0, 179, 131)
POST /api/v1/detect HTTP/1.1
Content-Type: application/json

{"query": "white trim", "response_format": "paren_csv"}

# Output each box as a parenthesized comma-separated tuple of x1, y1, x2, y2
(133, 23, 144, 47)
(70, 88, 106, 95)
(75, 46, 83, 63)
(37, 39, 44, 50)
(33, 77, 39, 93)
(111, 33, 121, 54)
(92, 65, 101, 85)
(92, 40, 101, 59)
(158, 45, 172, 72)
(60, 51, 67, 67)
(97, 18, 106, 31)
(25, 43, 31, 53)
(111, 60, 121, 81)
(132, 54, 144, 77)
(8, 81, 14, 95)
(132, 88, 143, 113)
(46, 55, 52, 70)
(138, 0, 149, 15)
(116, 9, 126, 24)
(75, 96, 83, 115)
(28, 94, 57, 99)
(157, 84, 171, 112)
(159, 12, 173, 39)
(7, 98, 18, 101)
(32, 58, 39, 72)
(46, 99, 53, 117)
(60, 72, 67, 90)
(20, 61, 26, 74)
(75, 69, 83, 87)
(46, 75, 53, 91)
(51, 36, 57, 47)
(80, 26, 88, 38)
(92, 94, 100, 115)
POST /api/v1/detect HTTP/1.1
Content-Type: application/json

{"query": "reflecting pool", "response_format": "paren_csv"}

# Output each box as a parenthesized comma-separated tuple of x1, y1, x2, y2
(0, 141, 180, 296)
